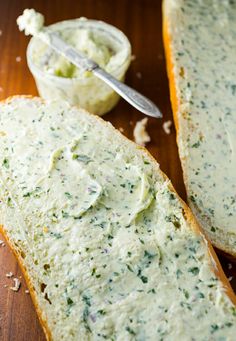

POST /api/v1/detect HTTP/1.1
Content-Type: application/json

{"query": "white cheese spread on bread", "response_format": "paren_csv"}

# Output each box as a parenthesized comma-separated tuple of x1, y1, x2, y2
(0, 97, 235, 340)
(163, 0, 236, 255)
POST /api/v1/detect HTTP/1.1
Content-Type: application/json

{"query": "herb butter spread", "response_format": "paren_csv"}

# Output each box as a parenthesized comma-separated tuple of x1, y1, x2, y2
(0, 97, 236, 340)
(17, 9, 127, 78)
(17, 8, 44, 36)
(164, 0, 236, 253)
(19, 10, 131, 115)
(31, 25, 117, 78)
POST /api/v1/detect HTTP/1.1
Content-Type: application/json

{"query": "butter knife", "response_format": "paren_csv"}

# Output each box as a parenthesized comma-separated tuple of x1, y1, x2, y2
(40, 31, 162, 118)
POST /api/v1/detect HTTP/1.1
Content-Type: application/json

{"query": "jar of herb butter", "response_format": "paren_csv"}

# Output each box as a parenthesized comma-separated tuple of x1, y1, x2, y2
(27, 18, 131, 116)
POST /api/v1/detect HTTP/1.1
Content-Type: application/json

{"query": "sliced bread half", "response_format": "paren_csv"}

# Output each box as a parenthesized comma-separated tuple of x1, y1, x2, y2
(163, 0, 236, 256)
(0, 96, 235, 340)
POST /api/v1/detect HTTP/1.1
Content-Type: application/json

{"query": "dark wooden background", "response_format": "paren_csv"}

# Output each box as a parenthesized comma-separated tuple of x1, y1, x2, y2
(0, 1, 235, 340)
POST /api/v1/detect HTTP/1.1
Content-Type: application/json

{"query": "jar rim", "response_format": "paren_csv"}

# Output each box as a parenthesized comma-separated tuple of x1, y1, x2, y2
(27, 17, 131, 83)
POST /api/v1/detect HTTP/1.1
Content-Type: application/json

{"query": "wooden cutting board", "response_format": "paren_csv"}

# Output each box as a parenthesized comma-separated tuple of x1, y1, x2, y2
(0, 1, 235, 340)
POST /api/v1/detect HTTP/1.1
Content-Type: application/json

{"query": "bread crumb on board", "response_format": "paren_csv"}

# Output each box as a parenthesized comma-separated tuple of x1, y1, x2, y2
(133, 118, 151, 146)
(10, 278, 21, 292)
(0, 239, 5, 247)
(6, 272, 13, 278)
(0, 86, 3, 92)
(0, 30, 2, 36)
(162, 120, 172, 134)
(16, 56, 21, 62)
(136, 72, 142, 79)
(118, 127, 124, 133)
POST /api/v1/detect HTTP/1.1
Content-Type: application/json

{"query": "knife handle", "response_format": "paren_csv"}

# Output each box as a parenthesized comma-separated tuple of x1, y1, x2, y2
(93, 67, 162, 118)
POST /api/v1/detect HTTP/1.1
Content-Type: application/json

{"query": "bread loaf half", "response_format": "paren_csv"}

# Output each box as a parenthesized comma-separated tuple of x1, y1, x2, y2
(0, 96, 235, 340)
(163, 0, 236, 257)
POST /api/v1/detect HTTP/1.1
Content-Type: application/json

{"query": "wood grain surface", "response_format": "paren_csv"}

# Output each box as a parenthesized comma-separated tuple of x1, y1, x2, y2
(0, 1, 235, 340)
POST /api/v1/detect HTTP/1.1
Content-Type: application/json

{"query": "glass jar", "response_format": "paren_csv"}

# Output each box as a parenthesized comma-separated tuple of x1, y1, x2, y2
(27, 18, 131, 116)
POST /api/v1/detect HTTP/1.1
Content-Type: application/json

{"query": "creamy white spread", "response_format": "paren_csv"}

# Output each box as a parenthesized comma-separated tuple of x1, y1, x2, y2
(17, 10, 131, 115)
(165, 0, 236, 248)
(17, 9, 119, 78)
(31, 27, 116, 78)
(17, 8, 44, 36)
(0, 98, 235, 340)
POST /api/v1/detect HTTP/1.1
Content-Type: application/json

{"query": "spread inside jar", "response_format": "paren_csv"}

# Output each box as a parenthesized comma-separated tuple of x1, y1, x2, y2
(32, 26, 122, 78)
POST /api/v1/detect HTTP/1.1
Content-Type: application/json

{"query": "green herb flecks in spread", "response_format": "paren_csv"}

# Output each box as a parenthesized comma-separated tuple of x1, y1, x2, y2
(0, 97, 235, 340)
(166, 0, 236, 242)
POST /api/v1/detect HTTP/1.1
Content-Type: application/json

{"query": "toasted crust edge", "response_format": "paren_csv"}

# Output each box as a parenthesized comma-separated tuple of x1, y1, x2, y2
(0, 94, 235, 341)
